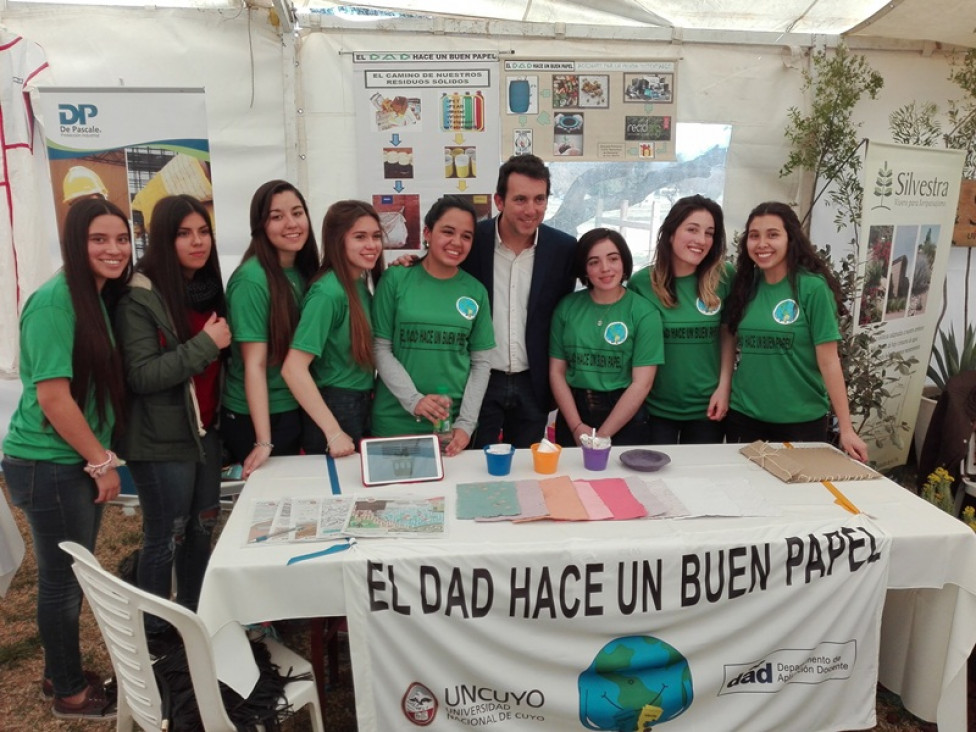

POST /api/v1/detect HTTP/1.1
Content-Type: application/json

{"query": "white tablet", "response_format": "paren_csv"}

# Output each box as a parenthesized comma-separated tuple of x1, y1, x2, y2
(360, 434, 445, 487)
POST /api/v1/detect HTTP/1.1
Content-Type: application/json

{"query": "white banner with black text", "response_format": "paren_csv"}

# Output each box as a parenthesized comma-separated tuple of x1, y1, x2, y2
(344, 515, 890, 731)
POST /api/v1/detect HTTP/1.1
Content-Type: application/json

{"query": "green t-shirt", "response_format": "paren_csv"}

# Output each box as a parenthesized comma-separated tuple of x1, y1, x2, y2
(223, 257, 306, 414)
(3, 272, 115, 463)
(291, 271, 374, 392)
(629, 263, 733, 419)
(371, 264, 495, 437)
(730, 270, 841, 423)
(549, 289, 663, 392)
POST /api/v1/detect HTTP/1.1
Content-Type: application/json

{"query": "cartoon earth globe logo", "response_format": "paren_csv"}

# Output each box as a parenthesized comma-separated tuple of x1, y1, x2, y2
(578, 635, 693, 731)
(456, 296, 479, 320)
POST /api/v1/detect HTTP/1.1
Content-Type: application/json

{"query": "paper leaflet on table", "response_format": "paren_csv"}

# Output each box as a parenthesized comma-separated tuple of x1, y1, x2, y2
(245, 496, 354, 545)
(343, 495, 446, 538)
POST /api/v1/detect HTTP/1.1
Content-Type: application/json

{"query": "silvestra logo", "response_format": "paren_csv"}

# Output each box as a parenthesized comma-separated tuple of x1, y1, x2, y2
(872, 159, 952, 211)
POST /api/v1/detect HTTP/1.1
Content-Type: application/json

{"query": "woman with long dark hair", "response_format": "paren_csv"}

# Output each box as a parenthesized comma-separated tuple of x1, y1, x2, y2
(282, 200, 384, 456)
(371, 195, 494, 455)
(549, 228, 662, 446)
(2, 198, 131, 720)
(724, 201, 868, 460)
(221, 180, 318, 477)
(629, 195, 735, 444)
(114, 195, 230, 637)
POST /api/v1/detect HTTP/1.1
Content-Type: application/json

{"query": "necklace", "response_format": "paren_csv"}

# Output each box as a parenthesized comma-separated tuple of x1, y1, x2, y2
(593, 289, 625, 327)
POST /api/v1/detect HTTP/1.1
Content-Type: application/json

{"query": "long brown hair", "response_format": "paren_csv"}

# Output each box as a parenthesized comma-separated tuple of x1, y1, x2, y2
(725, 201, 846, 334)
(240, 180, 318, 365)
(313, 200, 384, 369)
(650, 194, 726, 309)
(61, 198, 132, 433)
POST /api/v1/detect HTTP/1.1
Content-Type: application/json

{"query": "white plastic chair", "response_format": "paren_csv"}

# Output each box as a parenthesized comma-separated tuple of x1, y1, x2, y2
(60, 541, 324, 732)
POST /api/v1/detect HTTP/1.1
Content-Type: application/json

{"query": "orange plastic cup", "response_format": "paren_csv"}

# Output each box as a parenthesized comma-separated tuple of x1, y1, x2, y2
(530, 442, 562, 474)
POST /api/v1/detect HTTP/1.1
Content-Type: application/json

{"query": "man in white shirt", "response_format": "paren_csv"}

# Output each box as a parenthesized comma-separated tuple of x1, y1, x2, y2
(462, 155, 577, 447)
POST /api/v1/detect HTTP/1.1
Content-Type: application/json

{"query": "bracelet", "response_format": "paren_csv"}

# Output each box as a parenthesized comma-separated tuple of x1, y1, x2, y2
(84, 450, 123, 478)
(253, 441, 274, 451)
(570, 422, 583, 434)
(326, 431, 345, 446)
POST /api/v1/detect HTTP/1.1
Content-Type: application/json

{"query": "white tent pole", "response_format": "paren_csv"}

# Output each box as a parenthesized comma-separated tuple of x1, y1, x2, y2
(281, 29, 307, 192)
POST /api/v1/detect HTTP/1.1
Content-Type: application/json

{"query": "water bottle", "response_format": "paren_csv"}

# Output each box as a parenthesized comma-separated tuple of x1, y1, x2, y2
(434, 385, 453, 452)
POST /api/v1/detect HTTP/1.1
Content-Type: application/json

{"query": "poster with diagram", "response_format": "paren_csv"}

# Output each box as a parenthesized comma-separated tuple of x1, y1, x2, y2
(500, 59, 677, 163)
(352, 52, 500, 261)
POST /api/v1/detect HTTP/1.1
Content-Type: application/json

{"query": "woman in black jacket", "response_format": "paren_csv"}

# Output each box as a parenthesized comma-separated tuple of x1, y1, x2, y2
(114, 195, 230, 635)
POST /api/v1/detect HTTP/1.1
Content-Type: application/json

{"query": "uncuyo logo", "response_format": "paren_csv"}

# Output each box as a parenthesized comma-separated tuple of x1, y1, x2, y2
(402, 682, 438, 726)
(578, 635, 693, 730)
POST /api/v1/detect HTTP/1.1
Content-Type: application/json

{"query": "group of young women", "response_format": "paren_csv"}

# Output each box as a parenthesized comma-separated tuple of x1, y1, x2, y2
(1, 184, 494, 720)
(1, 178, 866, 720)
(551, 195, 868, 465)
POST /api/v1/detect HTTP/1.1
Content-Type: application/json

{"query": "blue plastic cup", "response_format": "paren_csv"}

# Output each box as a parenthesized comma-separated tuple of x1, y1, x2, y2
(484, 444, 515, 476)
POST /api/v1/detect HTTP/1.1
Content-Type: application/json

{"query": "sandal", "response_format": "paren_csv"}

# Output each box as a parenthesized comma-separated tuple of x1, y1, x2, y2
(52, 683, 117, 721)
(40, 669, 104, 701)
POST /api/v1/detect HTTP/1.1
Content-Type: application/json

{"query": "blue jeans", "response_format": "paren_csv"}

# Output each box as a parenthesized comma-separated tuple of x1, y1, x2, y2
(646, 415, 726, 445)
(301, 386, 372, 454)
(2, 455, 103, 698)
(474, 371, 550, 449)
(127, 429, 221, 632)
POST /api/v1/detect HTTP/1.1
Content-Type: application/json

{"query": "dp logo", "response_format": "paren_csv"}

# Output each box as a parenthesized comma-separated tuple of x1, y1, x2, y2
(58, 104, 98, 125)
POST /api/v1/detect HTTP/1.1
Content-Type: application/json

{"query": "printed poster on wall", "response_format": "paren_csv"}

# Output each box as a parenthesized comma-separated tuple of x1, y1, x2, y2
(351, 52, 501, 262)
(855, 141, 964, 470)
(38, 87, 212, 260)
(500, 59, 678, 163)
(344, 515, 890, 731)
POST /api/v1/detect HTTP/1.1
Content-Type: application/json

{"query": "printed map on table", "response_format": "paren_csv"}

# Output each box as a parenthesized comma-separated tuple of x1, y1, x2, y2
(344, 495, 446, 538)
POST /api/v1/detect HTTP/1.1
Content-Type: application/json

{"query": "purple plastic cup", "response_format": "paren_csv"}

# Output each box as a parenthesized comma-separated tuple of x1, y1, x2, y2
(581, 444, 611, 471)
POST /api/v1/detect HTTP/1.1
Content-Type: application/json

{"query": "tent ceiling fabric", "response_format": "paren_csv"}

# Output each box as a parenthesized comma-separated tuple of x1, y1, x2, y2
(310, 0, 976, 47)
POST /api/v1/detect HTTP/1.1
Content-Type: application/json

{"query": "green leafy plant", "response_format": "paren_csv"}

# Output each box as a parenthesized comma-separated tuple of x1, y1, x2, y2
(781, 43, 884, 238)
(927, 324, 976, 391)
(782, 45, 916, 451)
(889, 101, 942, 147)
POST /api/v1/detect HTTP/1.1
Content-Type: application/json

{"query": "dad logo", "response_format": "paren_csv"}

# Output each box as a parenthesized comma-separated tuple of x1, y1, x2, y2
(578, 635, 693, 730)
(58, 104, 98, 125)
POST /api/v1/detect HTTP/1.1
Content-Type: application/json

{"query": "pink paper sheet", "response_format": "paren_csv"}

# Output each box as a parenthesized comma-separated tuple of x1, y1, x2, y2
(587, 478, 648, 520)
(572, 480, 614, 520)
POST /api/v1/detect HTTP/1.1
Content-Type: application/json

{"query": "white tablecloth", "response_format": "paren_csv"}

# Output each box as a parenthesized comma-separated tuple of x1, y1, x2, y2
(199, 444, 976, 729)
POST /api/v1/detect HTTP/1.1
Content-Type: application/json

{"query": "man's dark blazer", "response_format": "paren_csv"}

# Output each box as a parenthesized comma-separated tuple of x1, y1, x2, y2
(461, 216, 577, 409)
